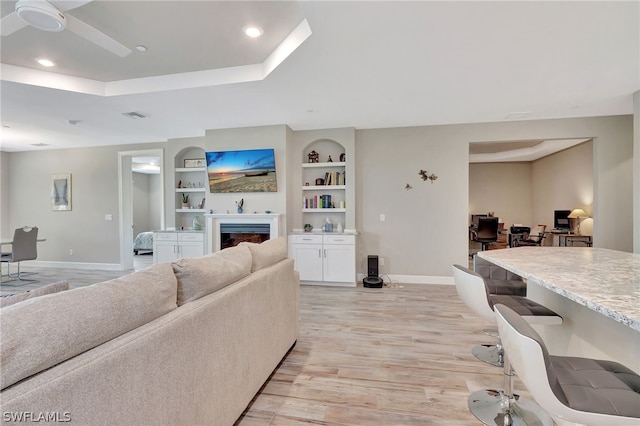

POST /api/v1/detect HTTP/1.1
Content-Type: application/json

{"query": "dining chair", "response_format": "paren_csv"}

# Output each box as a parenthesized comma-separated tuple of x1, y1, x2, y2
(1, 226, 39, 284)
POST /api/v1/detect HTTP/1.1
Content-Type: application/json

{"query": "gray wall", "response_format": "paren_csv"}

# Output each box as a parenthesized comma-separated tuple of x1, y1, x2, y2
(1, 114, 634, 275)
(354, 115, 633, 277)
(0, 151, 9, 238)
(4, 143, 163, 264)
(469, 162, 533, 228)
(132, 172, 162, 237)
(531, 141, 593, 232)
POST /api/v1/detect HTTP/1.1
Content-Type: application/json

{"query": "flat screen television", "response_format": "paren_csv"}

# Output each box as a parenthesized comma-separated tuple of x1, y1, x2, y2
(554, 210, 571, 229)
(206, 148, 277, 193)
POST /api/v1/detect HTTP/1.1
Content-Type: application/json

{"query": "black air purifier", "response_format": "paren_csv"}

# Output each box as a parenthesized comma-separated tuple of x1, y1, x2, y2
(363, 255, 383, 288)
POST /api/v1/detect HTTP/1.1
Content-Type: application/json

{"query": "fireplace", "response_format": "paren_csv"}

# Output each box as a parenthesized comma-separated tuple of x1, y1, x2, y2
(205, 213, 282, 253)
(220, 223, 271, 249)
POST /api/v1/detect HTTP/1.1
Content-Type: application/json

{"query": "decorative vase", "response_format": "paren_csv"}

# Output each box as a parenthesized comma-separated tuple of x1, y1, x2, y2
(237, 206, 243, 214)
(192, 216, 202, 230)
(182, 203, 190, 209)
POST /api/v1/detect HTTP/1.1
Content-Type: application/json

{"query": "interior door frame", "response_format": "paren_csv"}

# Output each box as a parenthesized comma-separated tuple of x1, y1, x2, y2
(118, 148, 165, 270)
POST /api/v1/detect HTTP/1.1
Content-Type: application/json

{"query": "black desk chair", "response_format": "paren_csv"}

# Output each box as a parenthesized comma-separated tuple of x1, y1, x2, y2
(470, 217, 499, 251)
(513, 224, 546, 247)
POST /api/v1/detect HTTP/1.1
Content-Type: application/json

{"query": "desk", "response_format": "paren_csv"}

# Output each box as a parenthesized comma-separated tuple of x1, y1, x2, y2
(478, 247, 640, 372)
(544, 232, 592, 247)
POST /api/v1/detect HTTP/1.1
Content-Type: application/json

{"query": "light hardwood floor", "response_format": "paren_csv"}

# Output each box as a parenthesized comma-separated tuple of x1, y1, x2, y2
(237, 283, 511, 425)
(2, 264, 517, 425)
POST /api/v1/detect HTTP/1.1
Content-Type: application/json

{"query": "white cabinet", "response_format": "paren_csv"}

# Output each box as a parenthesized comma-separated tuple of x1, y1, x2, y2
(153, 232, 204, 264)
(288, 234, 356, 286)
(289, 234, 323, 281)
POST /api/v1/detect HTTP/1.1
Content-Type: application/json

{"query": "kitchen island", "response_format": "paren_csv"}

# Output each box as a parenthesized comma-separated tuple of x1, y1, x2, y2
(478, 247, 639, 373)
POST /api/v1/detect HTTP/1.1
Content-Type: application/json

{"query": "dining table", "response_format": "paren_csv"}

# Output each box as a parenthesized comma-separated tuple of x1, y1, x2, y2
(478, 246, 640, 373)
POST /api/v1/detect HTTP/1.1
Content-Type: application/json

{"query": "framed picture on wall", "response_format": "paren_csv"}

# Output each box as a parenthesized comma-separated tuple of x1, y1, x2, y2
(184, 158, 206, 168)
(51, 173, 71, 211)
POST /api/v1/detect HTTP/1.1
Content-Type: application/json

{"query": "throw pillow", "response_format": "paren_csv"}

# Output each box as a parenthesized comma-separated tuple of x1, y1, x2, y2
(0, 263, 178, 391)
(0, 281, 69, 309)
(172, 244, 252, 306)
(240, 236, 287, 272)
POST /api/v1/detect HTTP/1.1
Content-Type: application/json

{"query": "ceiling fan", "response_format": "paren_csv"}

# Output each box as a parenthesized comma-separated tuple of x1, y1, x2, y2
(1, 0, 131, 57)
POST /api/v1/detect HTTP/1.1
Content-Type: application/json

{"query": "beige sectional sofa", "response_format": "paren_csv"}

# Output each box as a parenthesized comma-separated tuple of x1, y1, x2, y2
(0, 237, 299, 425)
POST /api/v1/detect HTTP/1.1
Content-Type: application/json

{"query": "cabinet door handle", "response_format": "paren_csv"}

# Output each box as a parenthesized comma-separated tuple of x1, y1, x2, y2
(323, 249, 327, 258)
(318, 249, 322, 258)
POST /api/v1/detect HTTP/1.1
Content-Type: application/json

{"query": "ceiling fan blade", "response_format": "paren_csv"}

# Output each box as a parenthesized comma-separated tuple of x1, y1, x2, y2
(1, 12, 28, 36)
(51, 0, 93, 13)
(65, 14, 131, 57)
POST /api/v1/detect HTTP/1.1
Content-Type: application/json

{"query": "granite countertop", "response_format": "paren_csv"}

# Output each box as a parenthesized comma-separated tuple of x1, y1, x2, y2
(478, 247, 640, 331)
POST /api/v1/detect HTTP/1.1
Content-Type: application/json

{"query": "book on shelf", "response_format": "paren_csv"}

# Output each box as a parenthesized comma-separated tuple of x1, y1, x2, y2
(322, 171, 345, 186)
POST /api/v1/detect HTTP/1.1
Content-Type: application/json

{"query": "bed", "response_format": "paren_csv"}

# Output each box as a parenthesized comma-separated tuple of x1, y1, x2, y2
(133, 231, 154, 255)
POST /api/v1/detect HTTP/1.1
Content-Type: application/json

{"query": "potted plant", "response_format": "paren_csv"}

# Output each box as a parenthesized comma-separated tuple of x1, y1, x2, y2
(182, 193, 190, 209)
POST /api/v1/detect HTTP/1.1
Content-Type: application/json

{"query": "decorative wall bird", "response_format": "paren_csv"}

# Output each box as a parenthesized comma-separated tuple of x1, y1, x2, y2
(418, 169, 438, 183)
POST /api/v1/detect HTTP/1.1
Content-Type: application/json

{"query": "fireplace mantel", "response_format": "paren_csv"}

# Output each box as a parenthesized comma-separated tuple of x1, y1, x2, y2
(204, 213, 282, 253)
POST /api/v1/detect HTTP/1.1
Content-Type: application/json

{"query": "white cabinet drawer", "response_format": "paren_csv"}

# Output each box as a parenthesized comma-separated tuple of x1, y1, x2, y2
(323, 235, 354, 245)
(178, 233, 204, 242)
(154, 233, 177, 242)
(291, 234, 323, 244)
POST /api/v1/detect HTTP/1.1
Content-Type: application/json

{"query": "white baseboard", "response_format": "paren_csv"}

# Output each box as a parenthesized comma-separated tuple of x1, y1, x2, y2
(24, 261, 124, 271)
(357, 273, 454, 285)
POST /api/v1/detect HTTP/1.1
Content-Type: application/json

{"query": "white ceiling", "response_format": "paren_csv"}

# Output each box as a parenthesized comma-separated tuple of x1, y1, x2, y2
(1, 1, 638, 153)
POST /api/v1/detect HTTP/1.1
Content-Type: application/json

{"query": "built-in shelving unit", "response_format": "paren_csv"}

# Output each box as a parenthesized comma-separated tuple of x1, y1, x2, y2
(174, 149, 207, 229)
(301, 147, 347, 230)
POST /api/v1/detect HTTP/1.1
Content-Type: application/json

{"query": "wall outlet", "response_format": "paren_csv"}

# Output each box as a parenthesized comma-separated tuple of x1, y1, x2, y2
(380, 213, 385, 222)
(69, 249, 73, 256)
(105, 214, 113, 221)
(379, 257, 385, 266)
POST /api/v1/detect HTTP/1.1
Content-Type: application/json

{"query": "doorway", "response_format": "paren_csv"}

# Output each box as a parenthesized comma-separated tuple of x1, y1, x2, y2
(468, 138, 593, 254)
(118, 149, 165, 270)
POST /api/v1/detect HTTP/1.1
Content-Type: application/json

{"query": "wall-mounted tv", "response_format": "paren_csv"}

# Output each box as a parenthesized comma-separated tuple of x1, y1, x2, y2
(206, 148, 277, 193)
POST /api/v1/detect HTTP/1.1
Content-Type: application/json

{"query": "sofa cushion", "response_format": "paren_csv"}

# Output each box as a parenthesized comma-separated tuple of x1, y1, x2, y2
(172, 245, 252, 306)
(0, 281, 69, 308)
(240, 237, 287, 272)
(0, 263, 177, 390)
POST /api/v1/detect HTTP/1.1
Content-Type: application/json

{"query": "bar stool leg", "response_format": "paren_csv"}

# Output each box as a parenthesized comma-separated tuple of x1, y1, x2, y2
(467, 355, 553, 426)
(472, 341, 504, 368)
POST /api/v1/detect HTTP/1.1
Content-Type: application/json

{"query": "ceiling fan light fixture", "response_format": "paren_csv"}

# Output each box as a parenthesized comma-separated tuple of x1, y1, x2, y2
(15, 0, 66, 32)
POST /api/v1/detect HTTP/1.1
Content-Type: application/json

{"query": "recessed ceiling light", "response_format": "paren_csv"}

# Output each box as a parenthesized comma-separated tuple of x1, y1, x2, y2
(36, 58, 55, 67)
(244, 26, 263, 38)
(136, 45, 147, 52)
